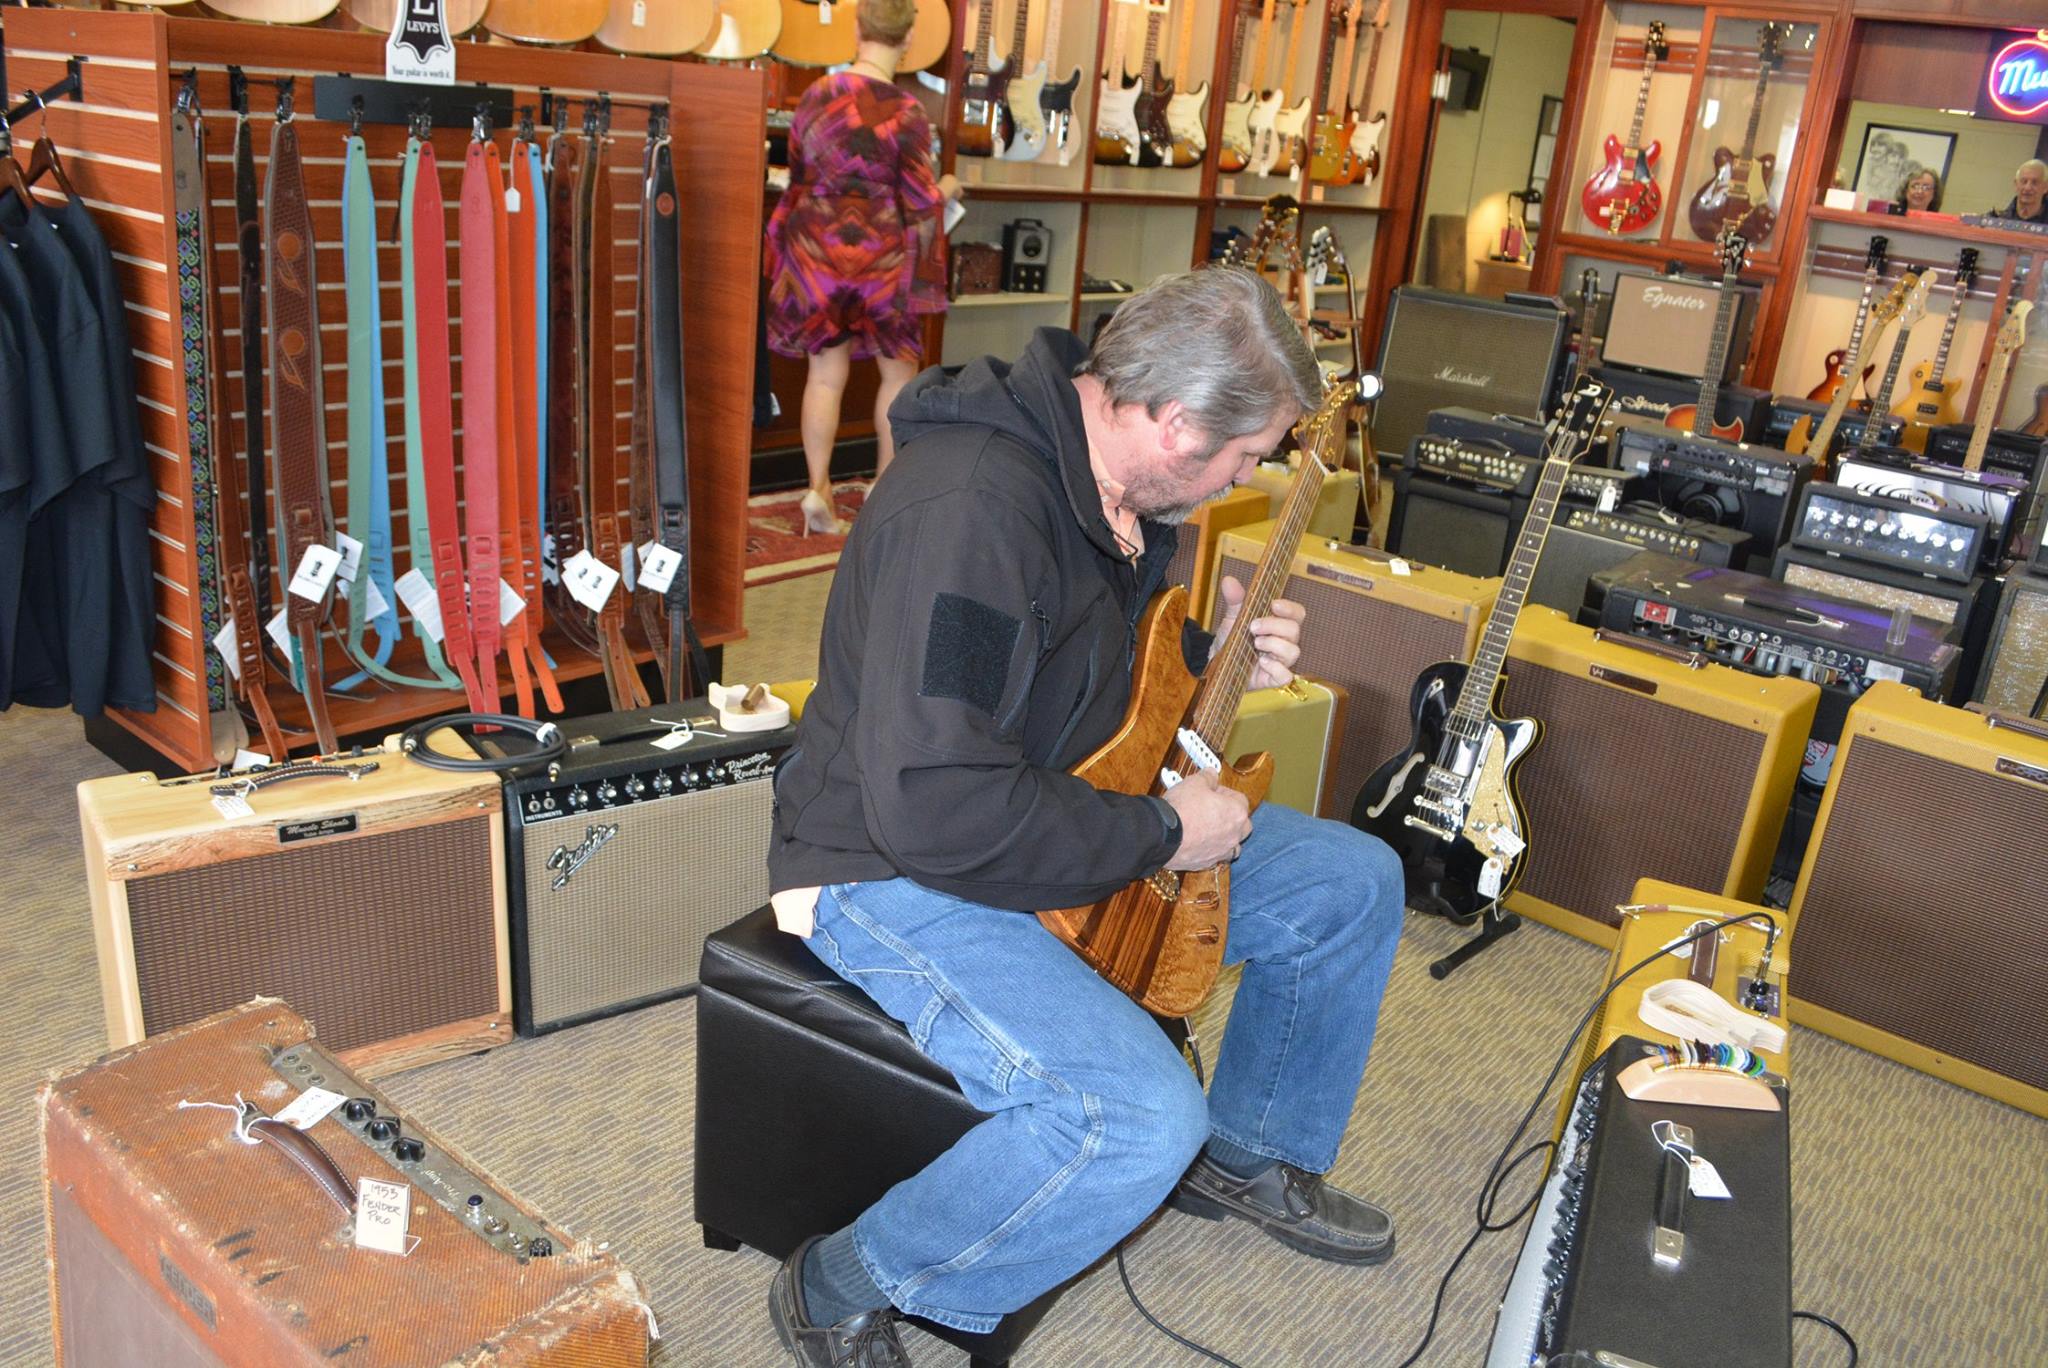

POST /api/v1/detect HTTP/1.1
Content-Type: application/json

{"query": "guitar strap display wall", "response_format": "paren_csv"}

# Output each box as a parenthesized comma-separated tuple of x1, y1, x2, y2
(459, 132, 505, 711)
(262, 97, 340, 755)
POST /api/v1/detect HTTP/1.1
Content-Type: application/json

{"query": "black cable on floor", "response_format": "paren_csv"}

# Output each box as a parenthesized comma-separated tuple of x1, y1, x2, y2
(1793, 1308, 1860, 1366)
(1116, 1243, 1249, 1368)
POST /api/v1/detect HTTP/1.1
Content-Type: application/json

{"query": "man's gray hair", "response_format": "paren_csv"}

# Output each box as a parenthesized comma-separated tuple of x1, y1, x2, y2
(1075, 267, 1323, 444)
(2020, 159, 2048, 180)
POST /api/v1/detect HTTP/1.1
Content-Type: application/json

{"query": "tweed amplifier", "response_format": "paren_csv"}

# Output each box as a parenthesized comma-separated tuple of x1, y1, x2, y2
(1224, 678, 1349, 818)
(1788, 683, 2048, 1118)
(76, 740, 511, 1078)
(1975, 571, 2048, 716)
(1759, 397, 1903, 456)
(1529, 507, 1749, 617)
(1614, 422, 1815, 557)
(1242, 462, 1364, 542)
(1496, 609, 1816, 945)
(494, 702, 795, 1036)
(1832, 451, 2027, 572)
(42, 1002, 651, 1366)
(1593, 367, 1772, 445)
(1163, 485, 1270, 628)
(1370, 287, 1568, 462)
(1601, 271, 1759, 383)
(1216, 523, 1496, 828)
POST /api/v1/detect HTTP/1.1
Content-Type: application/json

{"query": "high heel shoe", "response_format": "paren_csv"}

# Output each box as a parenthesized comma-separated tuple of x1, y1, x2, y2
(798, 488, 849, 537)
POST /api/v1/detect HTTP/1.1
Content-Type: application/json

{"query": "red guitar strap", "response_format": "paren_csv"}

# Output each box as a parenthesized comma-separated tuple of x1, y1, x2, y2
(506, 138, 562, 714)
(490, 138, 536, 719)
(546, 130, 602, 656)
(459, 135, 504, 711)
(411, 139, 488, 711)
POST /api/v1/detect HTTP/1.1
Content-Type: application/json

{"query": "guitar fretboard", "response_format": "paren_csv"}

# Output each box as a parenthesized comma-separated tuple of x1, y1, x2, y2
(1445, 449, 1573, 742)
(1695, 268, 1740, 425)
(1625, 40, 1656, 147)
(1858, 324, 1918, 452)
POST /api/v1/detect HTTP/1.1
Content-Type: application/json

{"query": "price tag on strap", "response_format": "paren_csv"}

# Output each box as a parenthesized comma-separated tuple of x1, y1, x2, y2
(274, 1086, 347, 1131)
(499, 577, 526, 626)
(1688, 1155, 1732, 1200)
(333, 533, 365, 584)
(504, 185, 521, 215)
(817, 0, 832, 22)
(266, 608, 292, 658)
(562, 550, 621, 612)
(211, 790, 253, 821)
(232, 749, 269, 772)
(1598, 481, 1621, 513)
(1388, 557, 1412, 576)
(392, 568, 445, 643)
(288, 544, 344, 602)
(638, 542, 682, 596)
(354, 1177, 416, 1255)
(620, 543, 638, 593)
(212, 621, 242, 681)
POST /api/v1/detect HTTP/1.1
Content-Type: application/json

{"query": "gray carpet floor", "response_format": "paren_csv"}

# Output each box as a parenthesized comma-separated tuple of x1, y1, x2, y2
(4, 570, 2045, 1365)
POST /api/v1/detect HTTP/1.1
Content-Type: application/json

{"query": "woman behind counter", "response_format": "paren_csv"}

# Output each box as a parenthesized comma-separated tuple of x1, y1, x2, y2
(764, 0, 962, 535)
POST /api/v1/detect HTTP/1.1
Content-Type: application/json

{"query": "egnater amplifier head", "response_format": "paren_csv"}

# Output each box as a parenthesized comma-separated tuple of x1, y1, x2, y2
(1371, 287, 1569, 462)
(1423, 406, 1549, 458)
(1615, 422, 1814, 560)
(497, 702, 795, 1035)
(1789, 481, 1989, 584)
(1833, 451, 2025, 572)
(1602, 270, 1758, 382)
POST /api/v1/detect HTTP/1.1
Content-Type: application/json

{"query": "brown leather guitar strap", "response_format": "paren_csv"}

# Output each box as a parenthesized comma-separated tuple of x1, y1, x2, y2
(545, 127, 602, 656)
(263, 93, 339, 755)
(231, 86, 276, 656)
(489, 134, 535, 718)
(582, 111, 651, 710)
(508, 126, 562, 712)
(458, 130, 504, 711)
(410, 134, 488, 712)
(628, 124, 660, 664)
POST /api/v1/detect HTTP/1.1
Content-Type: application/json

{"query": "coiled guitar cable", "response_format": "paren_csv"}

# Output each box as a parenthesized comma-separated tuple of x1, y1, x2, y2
(396, 712, 566, 773)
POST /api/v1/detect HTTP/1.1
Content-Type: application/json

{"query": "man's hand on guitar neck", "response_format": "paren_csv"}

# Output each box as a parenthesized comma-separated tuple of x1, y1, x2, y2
(1163, 770, 1254, 871)
(1211, 575, 1305, 691)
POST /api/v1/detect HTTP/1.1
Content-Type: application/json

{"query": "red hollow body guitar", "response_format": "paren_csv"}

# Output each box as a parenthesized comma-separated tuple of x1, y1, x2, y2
(1581, 21, 1668, 236)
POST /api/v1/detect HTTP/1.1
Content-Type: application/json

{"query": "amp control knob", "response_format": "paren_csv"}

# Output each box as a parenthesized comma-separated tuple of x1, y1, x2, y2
(625, 776, 646, 797)
(598, 781, 618, 803)
(652, 771, 673, 794)
(366, 1117, 400, 1143)
(343, 1097, 378, 1124)
(567, 787, 589, 810)
(392, 1137, 425, 1163)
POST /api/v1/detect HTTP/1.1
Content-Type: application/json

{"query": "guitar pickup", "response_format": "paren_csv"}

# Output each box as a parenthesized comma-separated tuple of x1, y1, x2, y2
(1176, 728, 1222, 773)
(1403, 813, 1456, 841)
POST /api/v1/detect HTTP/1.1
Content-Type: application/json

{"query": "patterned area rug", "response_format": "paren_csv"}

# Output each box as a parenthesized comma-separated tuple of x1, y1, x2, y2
(745, 480, 870, 587)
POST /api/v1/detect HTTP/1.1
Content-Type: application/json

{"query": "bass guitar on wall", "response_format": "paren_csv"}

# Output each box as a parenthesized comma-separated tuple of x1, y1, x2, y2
(1687, 21, 1787, 245)
(1661, 230, 1750, 441)
(1580, 21, 1668, 236)
(1786, 273, 1913, 462)
(1350, 378, 1613, 968)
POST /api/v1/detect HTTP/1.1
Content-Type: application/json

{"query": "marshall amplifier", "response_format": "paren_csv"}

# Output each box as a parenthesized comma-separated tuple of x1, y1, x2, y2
(1527, 506, 1749, 617)
(1788, 683, 2048, 1118)
(1925, 423, 2047, 549)
(1371, 287, 1569, 462)
(1614, 422, 1814, 564)
(1759, 397, 1904, 456)
(76, 741, 513, 1078)
(1001, 217, 1052, 292)
(1833, 450, 2028, 572)
(496, 702, 796, 1035)
(1593, 367, 1772, 444)
(1600, 270, 1759, 383)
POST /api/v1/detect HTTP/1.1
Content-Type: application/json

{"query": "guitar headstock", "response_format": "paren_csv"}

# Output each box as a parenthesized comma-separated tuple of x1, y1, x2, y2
(1547, 376, 1614, 465)
(1953, 247, 1980, 296)
(1758, 22, 1788, 67)
(1343, 0, 1362, 33)
(1714, 228, 1750, 279)
(1868, 271, 1914, 328)
(1645, 20, 1668, 62)
(1897, 270, 1934, 329)
(1865, 234, 1889, 275)
(1306, 224, 1348, 283)
(1295, 378, 1359, 471)
(1371, 0, 1389, 28)
(1996, 300, 2033, 358)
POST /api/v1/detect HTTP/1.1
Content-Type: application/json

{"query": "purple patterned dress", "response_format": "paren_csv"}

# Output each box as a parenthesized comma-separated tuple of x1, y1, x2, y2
(765, 72, 947, 361)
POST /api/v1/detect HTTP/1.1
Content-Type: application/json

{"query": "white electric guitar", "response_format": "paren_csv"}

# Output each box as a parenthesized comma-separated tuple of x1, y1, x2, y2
(1093, 0, 1143, 167)
(1264, 0, 1313, 175)
(1242, 0, 1287, 176)
(1344, 0, 1390, 187)
(1162, 0, 1208, 166)
(998, 0, 1054, 160)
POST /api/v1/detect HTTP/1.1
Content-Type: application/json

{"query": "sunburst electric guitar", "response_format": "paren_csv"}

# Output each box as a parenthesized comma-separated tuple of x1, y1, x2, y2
(1218, 0, 1275, 175)
(1806, 234, 1889, 405)
(1662, 230, 1751, 441)
(1162, 0, 1210, 167)
(1350, 377, 1612, 930)
(956, 0, 1008, 158)
(1340, 0, 1389, 186)
(1580, 20, 1668, 235)
(1039, 383, 1355, 1016)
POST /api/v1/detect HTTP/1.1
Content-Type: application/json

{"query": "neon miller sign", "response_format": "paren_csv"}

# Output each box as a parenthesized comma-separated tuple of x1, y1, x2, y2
(1988, 36, 2048, 119)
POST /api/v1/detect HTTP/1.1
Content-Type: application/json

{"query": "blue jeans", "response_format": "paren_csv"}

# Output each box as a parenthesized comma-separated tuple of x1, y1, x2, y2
(801, 802, 1405, 1332)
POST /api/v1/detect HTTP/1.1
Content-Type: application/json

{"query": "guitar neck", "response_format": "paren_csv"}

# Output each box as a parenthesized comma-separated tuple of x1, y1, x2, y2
(1279, 0, 1310, 92)
(1040, 0, 1065, 68)
(1009, 0, 1031, 63)
(971, 0, 995, 62)
(1352, 21, 1384, 111)
(1859, 330, 1915, 449)
(1449, 453, 1573, 731)
(1187, 454, 1328, 749)
(1695, 276, 1738, 419)
(1736, 51, 1771, 160)
(1842, 267, 1878, 360)
(1928, 277, 1970, 387)
(1625, 45, 1655, 146)
(1172, 0, 1199, 86)
(1141, 6, 1164, 75)
(1329, 16, 1359, 113)
(1965, 348, 2019, 472)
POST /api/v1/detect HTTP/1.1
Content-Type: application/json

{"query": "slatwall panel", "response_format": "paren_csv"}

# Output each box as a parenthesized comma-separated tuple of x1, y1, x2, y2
(3, 10, 765, 772)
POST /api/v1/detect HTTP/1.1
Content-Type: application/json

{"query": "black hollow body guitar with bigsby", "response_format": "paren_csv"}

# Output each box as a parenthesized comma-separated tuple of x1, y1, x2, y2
(1350, 377, 1614, 978)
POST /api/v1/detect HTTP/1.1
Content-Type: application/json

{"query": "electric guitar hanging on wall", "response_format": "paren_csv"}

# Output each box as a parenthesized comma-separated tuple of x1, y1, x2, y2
(1806, 234, 1889, 404)
(1849, 269, 1934, 462)
(1687, 21, 1787, 245)
(1661, 231, 1751, 441)
(1580, 20, 1668, 236)
(1163, 0, 1210, 167)
(956, 0, 1008, 158)
(1308, 0, 1363, 184)
(994, 0, 1044, 160)
(1095, 0, 1145, 165)
(1135, 1, 1177, 168)
(1350, 378, 1614, 929)
(1786, 273, 1913, 462)
(1264, 0, 1315, 175)
(1017, 0, 1083, 164)
(1340, 0, 1390, 186)
(1894, 247, 1979, 452)
(1964, 303, 2033, 471)
(1218, 0, 1275, 175)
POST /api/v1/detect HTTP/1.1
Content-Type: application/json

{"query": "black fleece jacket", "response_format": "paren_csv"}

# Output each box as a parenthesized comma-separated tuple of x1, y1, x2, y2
(767, 327, 1207, 911)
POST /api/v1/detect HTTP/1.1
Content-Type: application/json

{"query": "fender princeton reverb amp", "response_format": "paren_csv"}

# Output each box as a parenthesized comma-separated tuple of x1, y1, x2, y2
(496, 702, 795, 1036)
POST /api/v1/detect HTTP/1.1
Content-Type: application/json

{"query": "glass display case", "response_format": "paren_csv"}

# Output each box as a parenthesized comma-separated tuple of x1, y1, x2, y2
(1674, 15, 1819, 253)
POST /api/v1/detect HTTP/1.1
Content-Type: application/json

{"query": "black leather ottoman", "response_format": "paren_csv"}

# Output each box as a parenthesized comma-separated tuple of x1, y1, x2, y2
(693, 904, 1182, 1366)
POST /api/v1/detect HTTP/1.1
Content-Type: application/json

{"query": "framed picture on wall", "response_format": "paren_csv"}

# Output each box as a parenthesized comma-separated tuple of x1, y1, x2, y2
(1851, 124, 1956, 206)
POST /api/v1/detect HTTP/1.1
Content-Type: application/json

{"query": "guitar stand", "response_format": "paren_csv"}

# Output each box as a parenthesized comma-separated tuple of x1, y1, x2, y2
(1428, 905, 1521, 980)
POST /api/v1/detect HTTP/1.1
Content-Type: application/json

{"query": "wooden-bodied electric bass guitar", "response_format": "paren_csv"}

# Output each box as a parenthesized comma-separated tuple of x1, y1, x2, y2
(1350, 377, 1612, 929)
(1894, 247, 1978, 452)
(1661, 230, 1750, 440)
(1964, 302, 2033, 470)
(1039, 383, 1355, 1016)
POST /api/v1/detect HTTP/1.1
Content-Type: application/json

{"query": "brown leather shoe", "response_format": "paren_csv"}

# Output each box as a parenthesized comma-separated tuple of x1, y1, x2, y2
(1171, 1156, 1396, 1265)
(768, 1235, 912, 1367)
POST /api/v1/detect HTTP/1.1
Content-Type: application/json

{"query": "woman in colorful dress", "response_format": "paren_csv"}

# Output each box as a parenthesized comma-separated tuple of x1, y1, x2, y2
(764, 0, 961, 535)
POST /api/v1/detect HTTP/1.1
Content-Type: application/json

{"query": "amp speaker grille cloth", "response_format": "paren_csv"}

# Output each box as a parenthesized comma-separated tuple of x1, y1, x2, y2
(1977, 574, 2048, 714)
(1373, 292, 1562, 460)
(1500, 662, 1764, 928)
(1224, 554, 1470, 821)
(1779, 560, 1962, 626)
(125, 817, 498, 1051)
(1793, 738, 2048, 1091)
(519, 779, 772, 1027)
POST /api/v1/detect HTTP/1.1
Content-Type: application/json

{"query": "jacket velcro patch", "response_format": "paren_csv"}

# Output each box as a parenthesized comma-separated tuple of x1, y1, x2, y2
(920, 591, 1021, 719)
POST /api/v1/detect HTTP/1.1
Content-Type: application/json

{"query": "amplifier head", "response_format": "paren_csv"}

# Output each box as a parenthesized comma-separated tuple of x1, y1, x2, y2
(1499, 608, 1819, 944)
(1788, 682, 2048, 1117)
(1788, 481, 1989, 584)
(1975, 571, 2048, 715)
(1772, 547, 1976, 636)
(1371, 287, 1568, 461)
(77, 747, 511, 1078)
(1832, 451, 2024, 572)
(1217, 524, 1496, 827)
(1529, 509, 1748, 617)
(1601, 271, 1759, 382)
(1164, 485, 1270, 629)
(501, 703, 796, 1036)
